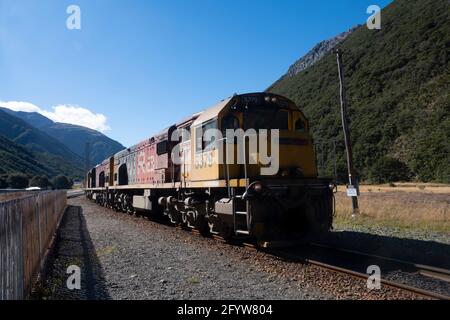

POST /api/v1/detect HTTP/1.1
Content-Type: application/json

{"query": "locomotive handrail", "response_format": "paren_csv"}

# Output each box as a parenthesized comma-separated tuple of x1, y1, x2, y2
(242, 135, 248, 189)
(219, 137, 231, 198)
(183, 152, 186, 190)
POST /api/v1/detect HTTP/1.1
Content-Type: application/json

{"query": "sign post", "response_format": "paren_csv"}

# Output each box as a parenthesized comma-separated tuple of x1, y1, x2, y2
(336, 49, 360, 216)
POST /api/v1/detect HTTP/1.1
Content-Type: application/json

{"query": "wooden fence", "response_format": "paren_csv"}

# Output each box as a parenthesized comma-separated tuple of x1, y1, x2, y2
(0, 191, 67, 300)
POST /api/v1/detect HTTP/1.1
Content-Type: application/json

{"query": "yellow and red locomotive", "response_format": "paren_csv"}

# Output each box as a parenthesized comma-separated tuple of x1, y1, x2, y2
(85, 92, 334, 241)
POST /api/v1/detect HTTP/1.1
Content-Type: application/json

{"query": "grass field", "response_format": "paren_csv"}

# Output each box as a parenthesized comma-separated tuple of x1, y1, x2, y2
(334, 184, 450, 234)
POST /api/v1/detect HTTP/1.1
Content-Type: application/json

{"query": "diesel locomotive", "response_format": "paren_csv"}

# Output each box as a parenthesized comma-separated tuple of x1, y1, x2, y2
(85, 92, 335, 241)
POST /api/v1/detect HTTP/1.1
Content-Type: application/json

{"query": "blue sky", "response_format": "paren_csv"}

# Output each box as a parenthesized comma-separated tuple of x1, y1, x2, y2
(0, 0, 392, 147)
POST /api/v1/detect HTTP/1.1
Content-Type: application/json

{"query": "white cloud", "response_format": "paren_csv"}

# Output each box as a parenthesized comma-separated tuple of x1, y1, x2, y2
(0, 101, 41, 113)
(0, 100, 110, 132)
(41, 105, 110, 132)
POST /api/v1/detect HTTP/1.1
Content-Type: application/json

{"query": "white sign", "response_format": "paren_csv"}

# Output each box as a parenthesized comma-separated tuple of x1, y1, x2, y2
(347, 186, 359, 197)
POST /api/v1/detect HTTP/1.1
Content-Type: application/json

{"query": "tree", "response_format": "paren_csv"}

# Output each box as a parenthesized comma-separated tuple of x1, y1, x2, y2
(52, 175, 71, 190)
(7, 174, 29, 189)
(368, 157, 412, 184)
(29, 175, 52, 189)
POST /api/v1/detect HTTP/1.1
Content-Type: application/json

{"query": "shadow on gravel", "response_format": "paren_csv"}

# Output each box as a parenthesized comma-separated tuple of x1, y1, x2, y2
(39, 205, 111, 300)
(313, 231, 450, 270)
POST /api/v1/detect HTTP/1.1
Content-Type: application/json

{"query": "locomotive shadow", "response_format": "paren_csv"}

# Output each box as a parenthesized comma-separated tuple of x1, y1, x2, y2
(320, 230, 450, 270)
(41, 205, 111, 300)
(273, 231, 450, 276)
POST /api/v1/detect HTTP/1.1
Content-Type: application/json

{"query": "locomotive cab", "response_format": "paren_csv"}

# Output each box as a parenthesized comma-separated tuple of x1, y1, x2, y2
(190, 93, 334, 240)
(221, 93, 317, 180)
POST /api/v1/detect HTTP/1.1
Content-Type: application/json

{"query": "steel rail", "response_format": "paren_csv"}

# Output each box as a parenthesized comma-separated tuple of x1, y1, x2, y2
(275, 249, 450, 300)
(308, 242, 450, 283)
(206, 235, 450, 300)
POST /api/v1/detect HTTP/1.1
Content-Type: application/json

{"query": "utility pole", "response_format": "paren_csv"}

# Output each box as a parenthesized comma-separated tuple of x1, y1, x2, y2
(332, 139, 337, 182)
(336, 49, 360, 216)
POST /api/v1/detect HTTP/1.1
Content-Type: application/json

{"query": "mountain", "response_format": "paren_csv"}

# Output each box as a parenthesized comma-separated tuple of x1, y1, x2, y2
(0, 109, 84, 178)
(275, 25, 359, 83)
(41, 123, 124, 166)
(3, 109, 125, 165)
(268, 0, 450, 183)
(0, 109, 83, 163)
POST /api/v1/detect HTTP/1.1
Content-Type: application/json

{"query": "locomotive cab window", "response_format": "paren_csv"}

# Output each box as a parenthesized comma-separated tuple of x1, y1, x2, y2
(221, 115, 240, 132)
(181, 126, 191, 142)
(195, 126, 203, 153)
(295, 119, 307, 132)
(157, 140, 169, 155)
(195, 120, 218, 153)
(244, 108, 289, 130)
(203, 121, 217, 151)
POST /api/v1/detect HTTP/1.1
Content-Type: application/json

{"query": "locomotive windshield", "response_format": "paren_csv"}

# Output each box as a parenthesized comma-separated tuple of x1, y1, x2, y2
(234, 94, 292, 131)
(244, 107, 289, 130)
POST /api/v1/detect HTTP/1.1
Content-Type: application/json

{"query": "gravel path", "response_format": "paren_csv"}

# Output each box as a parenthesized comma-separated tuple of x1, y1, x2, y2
(39, 197, 431, 300)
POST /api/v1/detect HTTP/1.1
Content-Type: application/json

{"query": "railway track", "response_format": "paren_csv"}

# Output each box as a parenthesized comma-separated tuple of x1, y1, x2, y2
(269, 244, 450, 301)
(190, 230, 450, 300)
(307, 242, 450, 283)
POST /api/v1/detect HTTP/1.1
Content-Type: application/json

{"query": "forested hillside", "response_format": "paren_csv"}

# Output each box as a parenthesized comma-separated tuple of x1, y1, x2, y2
(269, 0, 449, 183)
(0, 109, 84, 179)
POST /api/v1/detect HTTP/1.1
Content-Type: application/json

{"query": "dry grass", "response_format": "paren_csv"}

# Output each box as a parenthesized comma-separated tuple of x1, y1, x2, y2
(334, 189, 450, 233)
(344, 183, 450, 194)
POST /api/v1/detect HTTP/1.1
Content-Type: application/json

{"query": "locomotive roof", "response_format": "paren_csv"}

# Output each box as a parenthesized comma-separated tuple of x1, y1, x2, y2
(191, 92, 298, 127)
(176, 112, 201, 127)
(192, 97, 232, 127)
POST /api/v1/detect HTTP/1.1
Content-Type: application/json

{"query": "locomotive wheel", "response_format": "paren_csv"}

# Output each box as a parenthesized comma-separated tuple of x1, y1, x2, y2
(220, 226, 234, 240)
(181, 211, 188, 225)
(168, 210, 182, 225)
(207, 215, 219, 235)
(196, 216, 209, 236)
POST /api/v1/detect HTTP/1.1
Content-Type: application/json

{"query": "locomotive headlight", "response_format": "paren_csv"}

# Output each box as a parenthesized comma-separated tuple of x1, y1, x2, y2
(253, 182, 263, 193)
(243, 181, 265, 200)
(271, 97, 278, 103)
(329, 182, 337, 191)
(281, 169, 290, 177)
